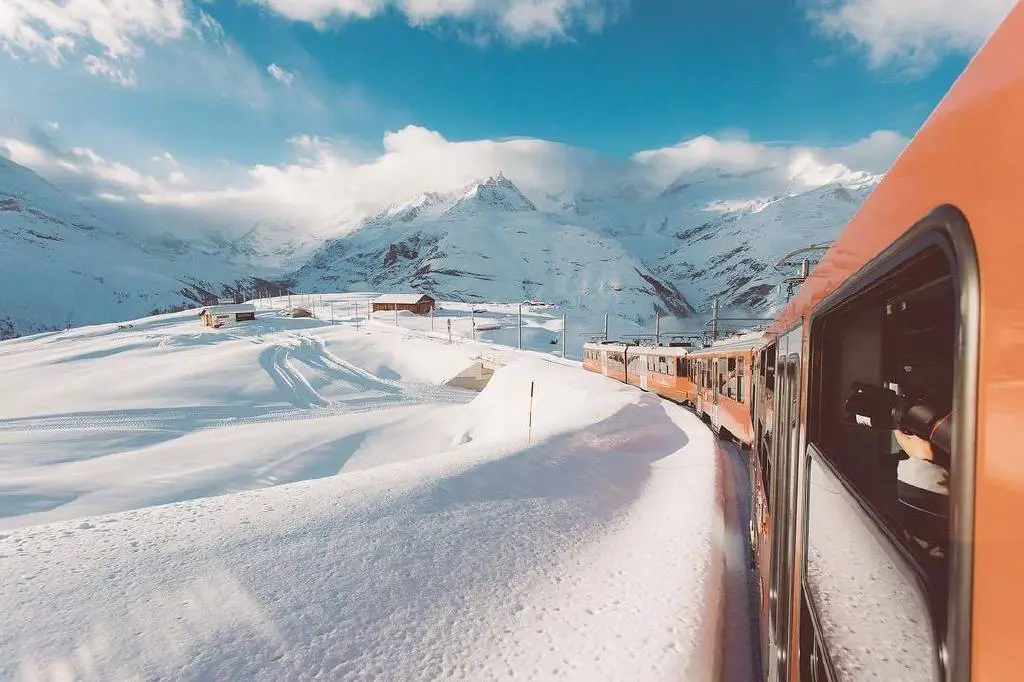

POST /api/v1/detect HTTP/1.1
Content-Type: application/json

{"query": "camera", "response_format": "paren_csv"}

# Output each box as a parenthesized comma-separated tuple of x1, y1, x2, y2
(844, 382, 951, 459)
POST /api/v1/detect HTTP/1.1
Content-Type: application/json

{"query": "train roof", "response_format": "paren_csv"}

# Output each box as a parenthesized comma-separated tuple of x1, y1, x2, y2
(627, 344, 690, 357)
(582, 341, 691, 356)
(689, 330, 764, 355)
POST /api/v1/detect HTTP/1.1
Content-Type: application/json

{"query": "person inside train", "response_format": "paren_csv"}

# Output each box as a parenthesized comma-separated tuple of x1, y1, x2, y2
(844, 382, 952, 559)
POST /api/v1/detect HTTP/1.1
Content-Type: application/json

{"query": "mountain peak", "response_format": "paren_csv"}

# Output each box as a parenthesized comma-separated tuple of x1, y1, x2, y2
(459, 172, 537, 211)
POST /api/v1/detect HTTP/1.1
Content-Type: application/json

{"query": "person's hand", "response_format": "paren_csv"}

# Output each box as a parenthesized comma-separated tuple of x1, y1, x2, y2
(894, 429, 935, 462)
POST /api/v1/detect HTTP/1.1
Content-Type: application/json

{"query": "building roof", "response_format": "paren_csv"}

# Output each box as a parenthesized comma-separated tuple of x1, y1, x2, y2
(204, 303, 256, 314)
(373, 293, 433, 304)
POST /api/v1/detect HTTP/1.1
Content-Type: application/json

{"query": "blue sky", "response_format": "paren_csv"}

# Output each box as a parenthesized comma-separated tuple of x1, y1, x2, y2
(0, 0, 1014, 225)
(208, 0, 967, 156)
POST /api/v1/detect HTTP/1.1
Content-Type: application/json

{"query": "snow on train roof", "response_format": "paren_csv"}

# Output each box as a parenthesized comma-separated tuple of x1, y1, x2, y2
(582, 341, 690, 356)
(706, 330, 764, 351)
(629, 345, 690, 356)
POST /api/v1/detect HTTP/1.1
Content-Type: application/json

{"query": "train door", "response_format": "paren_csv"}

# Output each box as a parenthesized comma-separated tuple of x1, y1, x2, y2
(752, 341, 776, 670)
(710, 356, 724, 430)
(639, 353, 649, 390)
(600, 349, 609, 376)
(765, 326, 803, 682)
(695, 360, 705, 415)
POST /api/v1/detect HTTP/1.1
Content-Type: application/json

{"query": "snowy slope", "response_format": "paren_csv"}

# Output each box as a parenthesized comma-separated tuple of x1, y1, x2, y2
(0, 305, 744, 681)
(290, 174, 696, 323)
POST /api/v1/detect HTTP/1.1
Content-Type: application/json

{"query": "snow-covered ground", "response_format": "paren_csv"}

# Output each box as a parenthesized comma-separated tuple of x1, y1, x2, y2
(276, 292, 691, 362)
(0, 300, 755, 680)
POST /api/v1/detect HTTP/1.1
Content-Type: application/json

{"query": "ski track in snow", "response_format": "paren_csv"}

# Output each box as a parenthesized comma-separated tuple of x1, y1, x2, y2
(0, 319, 477, 530)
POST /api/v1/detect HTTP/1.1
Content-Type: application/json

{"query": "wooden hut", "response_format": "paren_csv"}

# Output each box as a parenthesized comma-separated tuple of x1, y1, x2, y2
(200, 303, 256, 328)
(371, 293, 435, 315)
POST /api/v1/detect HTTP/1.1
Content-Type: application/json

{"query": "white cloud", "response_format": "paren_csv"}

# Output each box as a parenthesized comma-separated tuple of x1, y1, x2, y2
(267, 62, 295, 85)
(152, 151, 179, 165)
(1, 135, 164, 196)
(2, 125, 909, 235)
(631, 130, 907, 191)
(253, 0, 626, 41)
(46, 121, 60, 130)
(83, 54, 138, 87)
(0, 0, 190, 84)
(809, 0, 1016, 72)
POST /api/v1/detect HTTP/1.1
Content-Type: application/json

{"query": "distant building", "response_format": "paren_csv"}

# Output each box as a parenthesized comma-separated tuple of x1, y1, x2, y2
(200, 303, 256, 328)
(371, 293, 435, 315)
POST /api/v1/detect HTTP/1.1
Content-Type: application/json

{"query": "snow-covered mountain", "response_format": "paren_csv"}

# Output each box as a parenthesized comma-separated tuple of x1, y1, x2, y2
(289, 174, 695, 323)
(1, 155, 872, 339)
(0, 156, 284, 338)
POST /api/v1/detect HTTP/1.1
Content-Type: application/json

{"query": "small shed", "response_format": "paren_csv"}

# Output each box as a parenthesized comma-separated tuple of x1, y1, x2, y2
(200, 303, 256, 328)
(371, 293, 435, 315)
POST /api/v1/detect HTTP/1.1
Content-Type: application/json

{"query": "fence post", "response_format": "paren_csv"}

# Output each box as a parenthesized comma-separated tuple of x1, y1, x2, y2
(527, 380, 535, 444)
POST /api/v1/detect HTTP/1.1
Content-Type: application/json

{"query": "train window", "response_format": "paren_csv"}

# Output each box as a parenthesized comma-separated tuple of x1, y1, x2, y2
(801, 210, 979, 682)
(678, 357, 687, 377)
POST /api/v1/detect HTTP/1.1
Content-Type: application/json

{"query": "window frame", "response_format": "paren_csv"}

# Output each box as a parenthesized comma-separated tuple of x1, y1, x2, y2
(801, 204, 980, 682)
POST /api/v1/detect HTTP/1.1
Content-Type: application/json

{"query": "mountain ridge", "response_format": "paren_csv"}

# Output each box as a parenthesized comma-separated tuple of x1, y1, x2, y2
(0, 157, 870, 339)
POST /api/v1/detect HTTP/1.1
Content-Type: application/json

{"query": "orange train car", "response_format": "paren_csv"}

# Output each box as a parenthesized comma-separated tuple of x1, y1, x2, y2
(582, 4, 1024, 679)
(749, 3, 1024, 679)
(684, 331, 761, 446)
(583, 341, 696, 403)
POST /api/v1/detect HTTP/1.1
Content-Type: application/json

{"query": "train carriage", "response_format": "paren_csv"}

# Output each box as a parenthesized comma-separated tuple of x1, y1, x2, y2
(583, 341, 696, 402)
(684, 331, 761, 446)
(625, 344, 695, 403)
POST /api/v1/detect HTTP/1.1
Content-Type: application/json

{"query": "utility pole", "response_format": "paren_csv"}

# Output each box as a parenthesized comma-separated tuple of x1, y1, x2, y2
(711, 298, 720, 342)
(447, 318, 452, 344)
(561, 312, 566, 359)
(518, 304, 523, 349)
(394, 306, 399, 326)
(604, 312, 608, 341)
(471, 308, 476, 341)
(655, 312, 661, 346)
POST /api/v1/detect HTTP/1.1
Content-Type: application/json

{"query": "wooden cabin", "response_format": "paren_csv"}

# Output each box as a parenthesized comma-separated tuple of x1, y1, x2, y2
(200, 303, 256, 328)
(371, 293, 435, 315)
